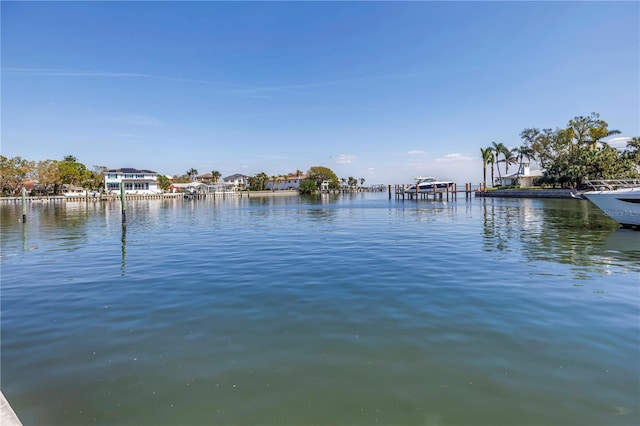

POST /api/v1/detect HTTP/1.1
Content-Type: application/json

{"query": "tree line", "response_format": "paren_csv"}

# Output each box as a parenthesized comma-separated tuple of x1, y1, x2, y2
(0, 155, 107, 196)
(480, 113, 640, 189)
(245, 166, 366, 194)
(0, 155, 362, 197)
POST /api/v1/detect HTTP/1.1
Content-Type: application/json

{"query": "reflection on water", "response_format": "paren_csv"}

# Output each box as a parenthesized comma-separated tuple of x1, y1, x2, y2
(480, 197, 634, 271)
(1, 194, 638, 426)
(121, 225, 126, 277)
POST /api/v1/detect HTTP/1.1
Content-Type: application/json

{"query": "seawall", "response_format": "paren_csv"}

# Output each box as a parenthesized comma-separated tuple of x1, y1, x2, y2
(475, 189, 576, 199)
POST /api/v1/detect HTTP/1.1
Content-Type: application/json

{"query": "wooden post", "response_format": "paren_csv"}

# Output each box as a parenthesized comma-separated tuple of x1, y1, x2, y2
(388, 184, 391, 199)
(21, 187, 27, 223)
(120, 182, 126, 226)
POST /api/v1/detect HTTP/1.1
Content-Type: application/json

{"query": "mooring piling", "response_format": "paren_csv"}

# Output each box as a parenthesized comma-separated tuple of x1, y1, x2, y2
(120, 183, 126, 226)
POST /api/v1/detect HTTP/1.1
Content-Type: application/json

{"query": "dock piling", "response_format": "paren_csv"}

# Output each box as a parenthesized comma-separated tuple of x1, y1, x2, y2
(21, 187, 27, 224)
(120, 183, 126, 226)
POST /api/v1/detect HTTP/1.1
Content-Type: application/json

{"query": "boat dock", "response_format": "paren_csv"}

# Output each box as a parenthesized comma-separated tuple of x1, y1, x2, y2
(0, 192, 240, 203)
(391, 183, 475, 201)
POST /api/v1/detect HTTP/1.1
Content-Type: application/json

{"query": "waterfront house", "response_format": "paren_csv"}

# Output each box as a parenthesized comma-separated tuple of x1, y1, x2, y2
(265, 174, 308, 190)
(502, 165, 543, 188)
(222, 174, 250, 189)
(196, 173, 213, 183)
(104, 168, 161, 194)
(62, 184, 86, 196)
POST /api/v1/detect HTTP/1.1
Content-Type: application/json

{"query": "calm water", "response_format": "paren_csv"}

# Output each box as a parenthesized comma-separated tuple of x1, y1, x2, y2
(1, 194, 638, 426)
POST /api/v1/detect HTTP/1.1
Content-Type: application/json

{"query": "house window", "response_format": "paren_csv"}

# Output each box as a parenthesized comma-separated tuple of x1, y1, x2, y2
(124, 183, 133, 190)
(107, 183, 119, 190)
(107, 174, 118, 179)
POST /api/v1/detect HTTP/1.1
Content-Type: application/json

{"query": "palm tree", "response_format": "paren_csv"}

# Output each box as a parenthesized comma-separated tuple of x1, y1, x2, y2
(504, 148, 518, 177)
(186, 168, 198, 182)
(211, 170, 221, 183)
(492, 142, 507, 185)
(488, 151, 495, 187)
(625, 137, 640, 165)
(516, 145, 535, 178)
(587, 129, 621, 150)
(359, 178, 365, 188)
(480, 147, 493, 192)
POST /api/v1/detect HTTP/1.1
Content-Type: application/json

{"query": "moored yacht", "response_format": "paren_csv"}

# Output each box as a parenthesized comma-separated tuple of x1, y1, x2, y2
(404, 176, 454, 193)
(582, 179, 640, 228)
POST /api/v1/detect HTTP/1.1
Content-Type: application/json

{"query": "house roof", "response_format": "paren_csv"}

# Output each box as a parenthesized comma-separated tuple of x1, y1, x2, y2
(107, 168, 157, 174)
(223, 174, 249, 180)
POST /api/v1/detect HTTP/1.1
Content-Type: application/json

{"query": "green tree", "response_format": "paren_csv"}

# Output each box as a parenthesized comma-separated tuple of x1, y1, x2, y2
(0, 155, 35, 195)
(308, 166, 339, 189)
(298, 178, 318, 195)
(248, 172, 269, 190)
(58, 155, 88, 186)
(491, 142, 507, 185)
(515, 145, 535, 181)
(359, 178, 366, 187)
(504, 148, 518, 177)
(623, 137, 640, 165)
(480, 147, 494, 191)
(186, 168, 198, 182)
(211, 170, 221, 183)
(157, 174, 171, 191)
(34, 159, 60, 194)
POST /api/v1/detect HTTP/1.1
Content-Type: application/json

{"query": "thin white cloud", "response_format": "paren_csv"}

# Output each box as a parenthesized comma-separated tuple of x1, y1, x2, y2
(336, 154, 358, 164)
(435, 153, 475, 162)
(407, 150, 426, 155)
(606, 136, 632, 149)
(2, 67, 437, 98)
(2, 67, 249, 90)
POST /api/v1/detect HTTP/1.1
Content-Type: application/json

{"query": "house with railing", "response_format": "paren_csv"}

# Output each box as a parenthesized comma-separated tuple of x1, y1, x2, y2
(104, 168, 161, 194)
(265, 174, 308, 190)
(222, 174, 250, 189)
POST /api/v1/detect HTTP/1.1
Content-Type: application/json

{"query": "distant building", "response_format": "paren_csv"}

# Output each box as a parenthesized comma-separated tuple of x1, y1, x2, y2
(196, 173, 213, 183)
(502, 164, 543, 188)
(222, 174, 250, 189)
(104, 168, 161, 194)
(265, 174, 308, 190)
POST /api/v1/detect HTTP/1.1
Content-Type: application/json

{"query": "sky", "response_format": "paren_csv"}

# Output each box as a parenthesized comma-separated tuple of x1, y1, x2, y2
(2, 1, 639, 185)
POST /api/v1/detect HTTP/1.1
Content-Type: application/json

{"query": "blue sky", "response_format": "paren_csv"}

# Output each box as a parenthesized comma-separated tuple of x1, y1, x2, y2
(2, 1, 639, 184)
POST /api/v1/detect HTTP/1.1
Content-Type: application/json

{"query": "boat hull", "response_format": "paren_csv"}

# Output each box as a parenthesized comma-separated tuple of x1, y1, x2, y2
(404, 182, 453, 193)
(583, 188, 640, 227)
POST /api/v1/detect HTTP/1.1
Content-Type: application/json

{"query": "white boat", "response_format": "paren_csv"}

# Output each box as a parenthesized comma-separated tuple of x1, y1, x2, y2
(582, 179, 640, 228)
(404, 176, 454, 193)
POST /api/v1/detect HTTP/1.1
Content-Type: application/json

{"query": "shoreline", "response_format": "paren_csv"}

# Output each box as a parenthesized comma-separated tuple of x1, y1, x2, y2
(474, 189, 577, 199)
(0, 188, 582, 203)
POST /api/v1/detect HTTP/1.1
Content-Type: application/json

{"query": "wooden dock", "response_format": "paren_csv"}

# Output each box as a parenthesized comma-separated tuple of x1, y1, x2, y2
(0, 192, 240, 203)
(390, 183, 474, 201)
